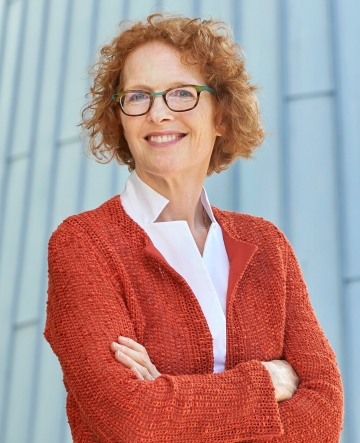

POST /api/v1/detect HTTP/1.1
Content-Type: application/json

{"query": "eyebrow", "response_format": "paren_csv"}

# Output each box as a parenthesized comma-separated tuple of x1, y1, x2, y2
(122, 82, 195, 91)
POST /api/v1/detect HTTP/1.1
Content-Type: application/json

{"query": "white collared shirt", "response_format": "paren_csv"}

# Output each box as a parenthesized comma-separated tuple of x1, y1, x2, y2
(120, 171, 229, 372)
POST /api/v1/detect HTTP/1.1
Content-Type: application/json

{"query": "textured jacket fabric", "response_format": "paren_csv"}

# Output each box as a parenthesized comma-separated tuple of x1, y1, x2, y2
(44, 196, 344, 443)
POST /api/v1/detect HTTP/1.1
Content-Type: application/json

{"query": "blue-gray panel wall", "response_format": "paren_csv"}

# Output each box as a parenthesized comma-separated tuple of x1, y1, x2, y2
(287, 96, 342, 356)
(202, 0, 236, 211)
(287, 0, 333, 95)
(347, 282, 360, 441)
(237, 0, 281, 226)
(335, 0, 360, 279)
(332, 0, 360, 440)
(0, 1, 357, 442)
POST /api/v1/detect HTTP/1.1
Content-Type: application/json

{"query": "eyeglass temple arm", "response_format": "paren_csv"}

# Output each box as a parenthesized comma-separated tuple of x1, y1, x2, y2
(193, 85, 216, 94)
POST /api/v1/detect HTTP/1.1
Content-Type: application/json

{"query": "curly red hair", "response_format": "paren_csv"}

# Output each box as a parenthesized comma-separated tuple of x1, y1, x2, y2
(80, 13, 264, 174)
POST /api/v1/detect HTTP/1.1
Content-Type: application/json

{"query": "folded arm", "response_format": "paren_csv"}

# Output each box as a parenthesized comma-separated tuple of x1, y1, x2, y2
(267, 234, 344, 443)
(44, 221, 282, 443)
(110, 337, 299, 402)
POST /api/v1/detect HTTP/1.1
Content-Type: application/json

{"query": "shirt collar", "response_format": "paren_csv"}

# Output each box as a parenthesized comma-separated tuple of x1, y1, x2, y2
(120, 170, 217, 226)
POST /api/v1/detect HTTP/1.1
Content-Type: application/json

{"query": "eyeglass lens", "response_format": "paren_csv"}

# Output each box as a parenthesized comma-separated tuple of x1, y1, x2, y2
(120, 86, 198, 115)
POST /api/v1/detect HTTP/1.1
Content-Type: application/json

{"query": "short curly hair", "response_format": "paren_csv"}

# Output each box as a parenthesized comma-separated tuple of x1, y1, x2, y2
(80, 13, 265, 175)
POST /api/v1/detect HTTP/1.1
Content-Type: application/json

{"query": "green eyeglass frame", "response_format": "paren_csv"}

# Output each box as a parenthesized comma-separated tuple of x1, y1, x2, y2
(111, 84, 217, 116)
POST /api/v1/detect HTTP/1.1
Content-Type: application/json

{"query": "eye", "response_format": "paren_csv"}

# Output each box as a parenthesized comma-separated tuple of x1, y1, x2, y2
(168, 88, 195, 100)
(127, 92, 148, 103)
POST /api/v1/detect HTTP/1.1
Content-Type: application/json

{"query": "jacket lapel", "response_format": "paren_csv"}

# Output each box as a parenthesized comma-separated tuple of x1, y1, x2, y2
(222, 230, 258, 312)
(144, 213, 258, 314)
(144, 237, 169, 266)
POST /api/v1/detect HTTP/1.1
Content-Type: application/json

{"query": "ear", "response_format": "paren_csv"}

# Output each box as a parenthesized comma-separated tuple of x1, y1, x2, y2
(119, 113, 127, 141)
(214, 112, 226, 137)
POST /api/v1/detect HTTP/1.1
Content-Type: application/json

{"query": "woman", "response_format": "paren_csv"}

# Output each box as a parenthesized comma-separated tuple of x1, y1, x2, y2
(44, 14, 344, 443)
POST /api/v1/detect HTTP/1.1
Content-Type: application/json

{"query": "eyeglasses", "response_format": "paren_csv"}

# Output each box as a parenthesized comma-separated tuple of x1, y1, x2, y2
(111, 84, 217, 116)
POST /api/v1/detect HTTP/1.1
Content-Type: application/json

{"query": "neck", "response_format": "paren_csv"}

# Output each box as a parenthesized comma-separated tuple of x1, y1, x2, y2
(135, 168, 208, 233)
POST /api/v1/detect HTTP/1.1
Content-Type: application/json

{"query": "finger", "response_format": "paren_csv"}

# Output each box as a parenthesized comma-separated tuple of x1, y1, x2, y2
(276, 386, 292, 402)
(134, 364, 156, 382)
(132, 366, 145, 381)
(118, 336, 146, 353)
(112, 342, 149, 366)
(111, 342, 159, 379)
(277, 360, 300, 388)
(114, 350, 155, 381)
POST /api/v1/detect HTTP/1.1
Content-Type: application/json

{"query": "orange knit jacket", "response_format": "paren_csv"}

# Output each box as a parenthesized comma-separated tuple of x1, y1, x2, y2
(44, 196, 344, 443)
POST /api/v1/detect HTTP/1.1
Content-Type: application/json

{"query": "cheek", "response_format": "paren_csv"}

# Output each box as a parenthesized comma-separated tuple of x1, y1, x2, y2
(119, 114, 127, 140)
(194, 107, 219, 143)
(120, 118, 140, 145)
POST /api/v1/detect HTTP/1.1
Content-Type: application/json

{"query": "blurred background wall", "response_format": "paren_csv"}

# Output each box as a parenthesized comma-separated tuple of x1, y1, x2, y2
(0, 0, 359, 442)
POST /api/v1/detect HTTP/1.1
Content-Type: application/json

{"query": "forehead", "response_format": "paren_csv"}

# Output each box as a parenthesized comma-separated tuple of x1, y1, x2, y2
(122, 41, 205, 90)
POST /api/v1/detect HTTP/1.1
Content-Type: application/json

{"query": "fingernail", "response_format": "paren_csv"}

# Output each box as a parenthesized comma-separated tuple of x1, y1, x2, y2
(117, 350, 126, 358)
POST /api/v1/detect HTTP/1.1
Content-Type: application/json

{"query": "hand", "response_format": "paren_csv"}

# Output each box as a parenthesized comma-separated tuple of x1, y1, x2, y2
(261, 360, 299, 402)
(110, 336, 161, 381)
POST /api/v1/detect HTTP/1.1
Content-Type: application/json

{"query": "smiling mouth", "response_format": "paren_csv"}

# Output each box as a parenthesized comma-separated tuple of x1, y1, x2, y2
(145, 134, 186, 143)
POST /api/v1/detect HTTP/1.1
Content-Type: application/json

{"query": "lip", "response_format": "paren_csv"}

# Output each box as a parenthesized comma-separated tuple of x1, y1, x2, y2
(144, 131, 187, 147)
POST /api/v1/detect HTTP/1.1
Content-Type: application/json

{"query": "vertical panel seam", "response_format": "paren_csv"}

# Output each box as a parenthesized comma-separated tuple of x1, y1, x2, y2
(193, 0, 201, 18)
(34, 0, 75, 442)
(0, 0, 9, 97)
(0, 0, 30, 440)
(18, 0, 52, 441)
(231, 0, 241, 212)
(278, 0, 290, 238)
(328, 1, 351, 442)
(0, 0, 28, 260)
(77, 0, 101, 214)
(111, 0, 130, 196)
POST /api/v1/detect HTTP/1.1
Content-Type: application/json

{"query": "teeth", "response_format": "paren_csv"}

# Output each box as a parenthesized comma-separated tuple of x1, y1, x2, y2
(148, 134, 182, 143)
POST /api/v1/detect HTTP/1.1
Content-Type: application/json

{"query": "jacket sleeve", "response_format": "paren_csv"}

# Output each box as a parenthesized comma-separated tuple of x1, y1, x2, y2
(44, 221, 282, 443)
(267, 235, 344, 443)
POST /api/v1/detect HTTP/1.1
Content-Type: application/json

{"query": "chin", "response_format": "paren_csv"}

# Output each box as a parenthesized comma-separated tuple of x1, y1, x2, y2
(137, 155, 184, 174)
(146, 165, 183, 178)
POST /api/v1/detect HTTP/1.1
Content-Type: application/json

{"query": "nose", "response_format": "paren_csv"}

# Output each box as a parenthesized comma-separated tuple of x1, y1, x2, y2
(146, 95, 174, 125)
